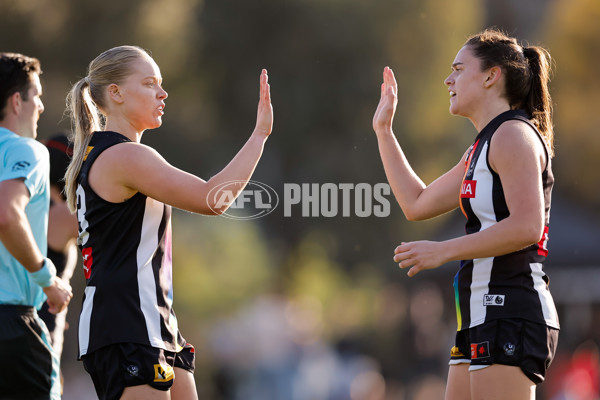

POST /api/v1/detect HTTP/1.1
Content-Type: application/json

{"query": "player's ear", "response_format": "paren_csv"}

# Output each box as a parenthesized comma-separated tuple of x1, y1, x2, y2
(7, 91, 22, 116)
(107, 84, 124, 104)
(484, 66, 502, 88)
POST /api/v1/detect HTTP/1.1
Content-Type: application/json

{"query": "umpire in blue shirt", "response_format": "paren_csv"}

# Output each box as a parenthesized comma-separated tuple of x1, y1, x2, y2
(0, 52, 72, 400)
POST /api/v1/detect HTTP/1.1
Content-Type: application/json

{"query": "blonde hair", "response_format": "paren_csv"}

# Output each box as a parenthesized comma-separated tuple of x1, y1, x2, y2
(64, 45, 150, 212)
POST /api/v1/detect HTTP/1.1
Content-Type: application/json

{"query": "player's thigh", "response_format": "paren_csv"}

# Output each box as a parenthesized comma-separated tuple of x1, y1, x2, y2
(470, 364, 535, 400)
(170, 367, 198, 400)
(445, 364, 470, 400)
(121, 384, 171, 400)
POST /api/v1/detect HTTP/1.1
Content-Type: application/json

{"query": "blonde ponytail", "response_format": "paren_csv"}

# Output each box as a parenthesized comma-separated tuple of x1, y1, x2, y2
(63, 45, 150, 212)
(64, 77, 103, 212)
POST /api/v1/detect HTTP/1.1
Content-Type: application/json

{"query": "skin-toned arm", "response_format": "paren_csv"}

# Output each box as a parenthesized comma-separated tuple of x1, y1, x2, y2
(88, 69, 273, 215)
(394, 120, 547, 276)
(373, 66, 464, 220)
(48, 197, 78, 284)
(48, 199, 79, 254)
(0, 179, 72, 312)
(0, 179, 45, 271)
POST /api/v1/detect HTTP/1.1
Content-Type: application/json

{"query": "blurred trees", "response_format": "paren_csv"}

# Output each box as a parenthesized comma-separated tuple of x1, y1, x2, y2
(543, 0, 600, 209)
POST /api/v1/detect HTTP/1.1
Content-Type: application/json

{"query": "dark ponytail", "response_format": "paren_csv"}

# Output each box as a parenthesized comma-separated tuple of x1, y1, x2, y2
(523, 46, 554, 156)
(466, 29, 555, 157)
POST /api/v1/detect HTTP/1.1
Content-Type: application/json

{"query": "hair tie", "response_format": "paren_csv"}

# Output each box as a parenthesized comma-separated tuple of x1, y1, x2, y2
(522, 46, 536, 59)
(84, 76, 90, 85)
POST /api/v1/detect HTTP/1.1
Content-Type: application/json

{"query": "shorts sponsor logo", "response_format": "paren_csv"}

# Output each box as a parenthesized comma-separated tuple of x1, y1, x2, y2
(153, 364, 174, 382)
(503, 342, 516, 357)
(461, 180, 477, 198)
(127, 365, 139, 377)
(450, 346, 465, 358)
(470, 342, 490, 359)
(483, 294, 505, 306)
(11, 161, 30, 171)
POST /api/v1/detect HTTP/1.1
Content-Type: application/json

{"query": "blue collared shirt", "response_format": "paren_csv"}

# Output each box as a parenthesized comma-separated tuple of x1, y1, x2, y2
(0, 127, 50, 308)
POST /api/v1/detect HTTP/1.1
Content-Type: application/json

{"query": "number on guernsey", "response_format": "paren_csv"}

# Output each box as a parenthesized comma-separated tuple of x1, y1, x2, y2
(76, 184, 89, 246)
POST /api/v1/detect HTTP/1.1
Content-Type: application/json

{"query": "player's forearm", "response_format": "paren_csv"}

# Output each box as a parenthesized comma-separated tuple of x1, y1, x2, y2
(0, 208, 44, 272)
(203, 132, 268, 214)
(441, 216, 543, 262)
(376, 130, 427, 219)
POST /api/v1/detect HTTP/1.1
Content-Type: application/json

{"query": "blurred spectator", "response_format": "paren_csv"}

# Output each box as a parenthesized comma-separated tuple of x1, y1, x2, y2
(38, 132, 78, 359)
(208, 294, 386, 400)
(548, 341, 600, 400)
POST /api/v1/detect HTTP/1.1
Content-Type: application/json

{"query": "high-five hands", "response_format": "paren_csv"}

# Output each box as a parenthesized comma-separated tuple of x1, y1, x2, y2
(254, 69, 273, 138)
(373, 66, 398, 134)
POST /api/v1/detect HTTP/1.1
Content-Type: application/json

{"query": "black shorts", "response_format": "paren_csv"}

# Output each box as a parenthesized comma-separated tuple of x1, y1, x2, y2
(449, 318, 559, 384)
(82, 341, 195, 400)
(37, 302, 57, 339)
(0, 305, 60, 400)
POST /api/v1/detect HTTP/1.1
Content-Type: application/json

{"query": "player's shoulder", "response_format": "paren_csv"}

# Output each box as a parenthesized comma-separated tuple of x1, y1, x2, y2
(2, 135, 48, 164)
(94, 141, 165, 176)
(100, 140, 160, 161)
(493, 119, 543, 153)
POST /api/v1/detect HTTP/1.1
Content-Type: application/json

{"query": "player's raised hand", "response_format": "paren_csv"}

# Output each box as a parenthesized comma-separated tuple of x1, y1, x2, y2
(373, 66, 398, 134)
(254, 69, 273, 138)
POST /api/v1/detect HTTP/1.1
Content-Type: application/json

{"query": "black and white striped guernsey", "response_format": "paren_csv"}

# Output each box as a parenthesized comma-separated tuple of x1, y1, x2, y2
(455, 109, 559, 331)
(76, 131, 184, 357)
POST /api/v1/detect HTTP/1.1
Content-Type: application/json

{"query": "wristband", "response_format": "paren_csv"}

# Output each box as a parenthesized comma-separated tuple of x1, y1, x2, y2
(29, 258, 57, 288)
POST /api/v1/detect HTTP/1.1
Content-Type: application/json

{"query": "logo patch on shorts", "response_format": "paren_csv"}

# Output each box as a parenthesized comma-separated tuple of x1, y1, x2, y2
(153, 364, 174, 382)
(503, 342, 516, 356)
(126, 365, 139, 377)
(483, 294, 505, 306)
(450, 346, 465, 358)
(471, 342, 490, 359)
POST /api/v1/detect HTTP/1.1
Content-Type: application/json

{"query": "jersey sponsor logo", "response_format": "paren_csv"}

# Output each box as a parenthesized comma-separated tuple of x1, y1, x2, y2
(153, 364, 174, 382)
(11, 160, 30, 171)
(82, 247, 93, 279)
(470, 342, 490, 359)
(483, 294, 505, 306)
(537, 226, 549, 257)
(461, 180, 477, 198)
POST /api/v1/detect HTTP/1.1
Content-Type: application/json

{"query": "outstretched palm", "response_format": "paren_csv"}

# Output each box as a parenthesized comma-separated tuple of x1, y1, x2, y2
(373, 66, 398, 133)
(255, 69, 273, 137)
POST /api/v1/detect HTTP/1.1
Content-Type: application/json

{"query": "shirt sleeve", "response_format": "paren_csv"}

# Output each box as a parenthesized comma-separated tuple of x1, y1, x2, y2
(0, 139, 49, 198)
